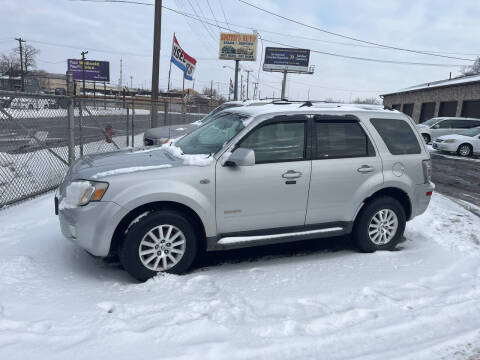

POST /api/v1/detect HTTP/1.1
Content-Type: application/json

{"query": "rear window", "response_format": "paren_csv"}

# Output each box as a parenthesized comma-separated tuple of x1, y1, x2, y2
(370, 118, 421, 155)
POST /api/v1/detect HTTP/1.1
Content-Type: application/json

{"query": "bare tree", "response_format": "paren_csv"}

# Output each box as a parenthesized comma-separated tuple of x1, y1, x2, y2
(0, 53, 20, 75)
(202, 86, 218, 98)
(461, 57, 480, 76)
(352, 97, 381, 105)
(14, 44, 40, 72)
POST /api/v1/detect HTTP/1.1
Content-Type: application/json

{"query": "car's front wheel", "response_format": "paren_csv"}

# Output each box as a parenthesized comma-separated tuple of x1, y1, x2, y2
(352, 196, 406, 252)
(120, 210, 198, 281)
(457, 143, 472, 157)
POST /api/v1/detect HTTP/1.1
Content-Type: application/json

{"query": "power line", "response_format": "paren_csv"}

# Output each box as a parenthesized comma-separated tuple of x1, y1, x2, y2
(205, 0, 221, 31)
(218, 0, 231, 31)
(236, 0, 475, 62)
(67, 0, 480, 57)
(186, 0, 216, 43)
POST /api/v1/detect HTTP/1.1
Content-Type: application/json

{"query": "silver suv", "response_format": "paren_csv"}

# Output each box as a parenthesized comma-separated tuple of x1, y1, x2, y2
(56, 103, 434, 281)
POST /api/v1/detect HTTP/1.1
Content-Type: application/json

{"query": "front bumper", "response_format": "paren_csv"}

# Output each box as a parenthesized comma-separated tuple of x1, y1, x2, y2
(57, 198, 125, 257)
(412, 181, 435, 218)
(433, 141, 457, 152)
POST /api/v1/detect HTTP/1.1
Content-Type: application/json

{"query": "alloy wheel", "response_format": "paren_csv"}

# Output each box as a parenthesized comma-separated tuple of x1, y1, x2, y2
(368, 209, 398, 245)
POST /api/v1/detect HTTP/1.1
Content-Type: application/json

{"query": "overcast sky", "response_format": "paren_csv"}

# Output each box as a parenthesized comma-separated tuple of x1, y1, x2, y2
(1, 0, 479, 101)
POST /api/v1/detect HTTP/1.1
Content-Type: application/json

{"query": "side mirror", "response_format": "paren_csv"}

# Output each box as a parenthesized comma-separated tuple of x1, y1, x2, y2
(223, 148, 255, 166)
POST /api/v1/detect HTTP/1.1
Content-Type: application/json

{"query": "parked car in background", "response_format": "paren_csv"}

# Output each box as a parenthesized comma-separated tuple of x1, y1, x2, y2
(143, 100, 271, 145)
(9, 97, 50, 110)
(433, 126, 480, 157)
(416, 117, 480, 144)
(56, 101, 434, 281)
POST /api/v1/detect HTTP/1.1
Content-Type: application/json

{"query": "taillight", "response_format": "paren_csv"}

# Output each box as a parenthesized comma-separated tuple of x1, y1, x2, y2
(422, 159, 432, 184)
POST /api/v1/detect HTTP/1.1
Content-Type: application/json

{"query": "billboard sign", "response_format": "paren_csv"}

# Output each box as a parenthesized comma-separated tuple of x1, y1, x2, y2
(171, 35, 197, 81)
(219, 33, 257, 61)
(67, 59, 110, 82)
(263, 47, 310, 72)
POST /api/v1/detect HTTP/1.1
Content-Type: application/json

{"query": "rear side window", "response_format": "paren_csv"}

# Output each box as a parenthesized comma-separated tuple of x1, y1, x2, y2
(315, 120, 375, 159)
(370, 118, 421, 155)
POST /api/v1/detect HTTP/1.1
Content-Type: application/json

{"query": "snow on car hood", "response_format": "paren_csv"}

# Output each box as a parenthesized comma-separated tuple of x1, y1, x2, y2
(68, 147, 184, 181)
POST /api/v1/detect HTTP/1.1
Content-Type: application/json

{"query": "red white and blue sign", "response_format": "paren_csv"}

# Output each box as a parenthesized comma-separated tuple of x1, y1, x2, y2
(171, 36, 196, 81)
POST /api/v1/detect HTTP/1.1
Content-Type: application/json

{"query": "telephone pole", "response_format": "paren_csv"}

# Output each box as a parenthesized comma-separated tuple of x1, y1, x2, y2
(15, 38, 26, 92)
(150, 0, 163, 128)
(81, 50, 88, 96)
(252, 81, 259, 100)
(244, 69, 252, 99)
(234, 60, 239, 100)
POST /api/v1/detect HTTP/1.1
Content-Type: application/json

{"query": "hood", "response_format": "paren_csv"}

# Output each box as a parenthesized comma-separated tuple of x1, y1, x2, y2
(69, 147, 184, 180)
(436, 134, 472, 141)
(416, 124, 429, 128)
(144, 123, 198, 141)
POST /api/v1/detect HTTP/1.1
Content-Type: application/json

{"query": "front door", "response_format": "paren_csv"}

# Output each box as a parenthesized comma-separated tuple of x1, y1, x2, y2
(216, 117, 311, 234)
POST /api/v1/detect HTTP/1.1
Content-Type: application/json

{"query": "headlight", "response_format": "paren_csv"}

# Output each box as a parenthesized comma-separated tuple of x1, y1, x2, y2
(444, 139, 457, 143)
(63, 180, 109, 208)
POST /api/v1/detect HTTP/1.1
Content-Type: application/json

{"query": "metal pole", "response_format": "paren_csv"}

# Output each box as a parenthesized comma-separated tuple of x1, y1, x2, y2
(79, 103, 83, 157)
(150, 0, 162, 128)
(281, 70, 287, 100)
(240, 74, 243, 100)
(167, 32, 174, 92)
(244, 70, 252, 99)
(81, 50, 88, 96)
(234, 60, 239, 101)
(126, 107, 130, 147)
(131, 96, 135, 147)
(66, 71, 75, 165)
(93, 81, 96, 108)
(104, 81, 106, 110)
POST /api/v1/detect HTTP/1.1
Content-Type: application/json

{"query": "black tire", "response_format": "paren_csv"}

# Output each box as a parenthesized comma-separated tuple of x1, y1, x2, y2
(422, 133, 431, 144)
(456, 143, 472, 157)
(119, 210, 198, 281)
(352, 196, 406, 253)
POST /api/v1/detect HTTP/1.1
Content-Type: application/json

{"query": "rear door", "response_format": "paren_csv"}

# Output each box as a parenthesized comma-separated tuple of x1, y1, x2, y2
(306, 116, 382, 225)
(216, 115, 312, 234)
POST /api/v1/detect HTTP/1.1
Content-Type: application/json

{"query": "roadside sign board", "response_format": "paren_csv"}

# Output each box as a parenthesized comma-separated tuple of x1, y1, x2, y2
(219, 33, 257, 61)
(263, 47, 310, 72)
(67, 59, 110, 82)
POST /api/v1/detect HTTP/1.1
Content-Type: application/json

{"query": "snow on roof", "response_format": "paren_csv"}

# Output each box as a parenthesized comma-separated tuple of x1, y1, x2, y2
(226, 102, 395, 118)
(382, 74, 480, 96)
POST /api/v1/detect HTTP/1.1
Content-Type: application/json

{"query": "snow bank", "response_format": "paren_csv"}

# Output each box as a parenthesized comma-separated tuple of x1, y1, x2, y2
(91, 164, 172, 179)
(0, 193, 479, 359)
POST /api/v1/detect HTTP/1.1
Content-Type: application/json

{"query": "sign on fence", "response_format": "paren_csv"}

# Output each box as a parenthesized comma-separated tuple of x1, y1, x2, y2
(219, 33, 257, 61)
(263, 47, 310, 72)
(67, 59, 110, 82)
(171, 36, 197, 81)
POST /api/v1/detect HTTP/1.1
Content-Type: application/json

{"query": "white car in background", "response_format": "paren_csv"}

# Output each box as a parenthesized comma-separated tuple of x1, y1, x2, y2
(416, 117, 480, 144)
(433, 127, 480, 157)
(9, 97, 50, 110)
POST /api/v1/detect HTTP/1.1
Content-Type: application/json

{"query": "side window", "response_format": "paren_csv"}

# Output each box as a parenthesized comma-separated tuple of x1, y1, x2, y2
(473, 120, 480, 128)
(437, 120, 453, 129)
(457, 120, 478, 129)
(370, 118, 421, 155)
(315, 120, 375, 159)
(239, 121, 306, 163)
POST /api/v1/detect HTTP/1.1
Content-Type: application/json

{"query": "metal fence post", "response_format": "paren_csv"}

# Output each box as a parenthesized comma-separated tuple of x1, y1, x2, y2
(126, 106, 130, 147)
(131, 96, 135, 147)
(79, 102, 84, 157)
(66, 71, 75, 165)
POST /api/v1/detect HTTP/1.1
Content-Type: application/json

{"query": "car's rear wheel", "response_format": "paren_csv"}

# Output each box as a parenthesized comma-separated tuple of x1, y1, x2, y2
(353, 196, 406, 252)
(422, 134, 431, 144)
(120, 210, 198, 281)
(457, 143, 472, 157)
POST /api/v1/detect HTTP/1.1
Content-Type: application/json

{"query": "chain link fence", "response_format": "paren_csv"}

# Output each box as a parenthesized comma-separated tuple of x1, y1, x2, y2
(0, 91, 211, 207)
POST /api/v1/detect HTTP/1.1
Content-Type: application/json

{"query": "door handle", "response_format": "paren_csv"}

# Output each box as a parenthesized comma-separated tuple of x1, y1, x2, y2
(357, 165, 374, 173)
(282, 170, 302, 179)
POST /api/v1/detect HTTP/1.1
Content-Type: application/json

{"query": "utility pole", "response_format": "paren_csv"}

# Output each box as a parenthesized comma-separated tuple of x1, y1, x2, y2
(151, 0, 162, 128)
(130, 76, 133, 90)
(15, 38, 26, 92)
(81, 50, 88, 96)
(240, 74, 243, 100)
(244, 69, 252, 100)
(234, 60, 239, 101)
(281, 70, 287, 100)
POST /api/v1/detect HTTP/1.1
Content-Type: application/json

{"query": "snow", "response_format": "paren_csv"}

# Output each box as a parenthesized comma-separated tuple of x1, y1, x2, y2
(161, 143, 214, 166)
(91, 164, 172, 179)
(58, 180, 92, 209)
(382, 74, 480, 95)
(0, 193, 479, 359)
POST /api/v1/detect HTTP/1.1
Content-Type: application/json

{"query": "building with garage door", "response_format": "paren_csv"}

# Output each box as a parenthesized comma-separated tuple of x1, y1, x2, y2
(381, 74, 480, 123)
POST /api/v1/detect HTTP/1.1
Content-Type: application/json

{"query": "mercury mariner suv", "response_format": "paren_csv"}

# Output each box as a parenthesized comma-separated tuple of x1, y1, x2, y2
(56, 102, 434, 281)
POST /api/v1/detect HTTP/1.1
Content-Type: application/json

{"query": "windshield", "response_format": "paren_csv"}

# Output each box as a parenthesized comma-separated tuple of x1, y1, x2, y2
(197, 103, 243, 124)
(459, 127, 480, 137)
(176, 112, 247, 154)
(422, 118, 441, 126)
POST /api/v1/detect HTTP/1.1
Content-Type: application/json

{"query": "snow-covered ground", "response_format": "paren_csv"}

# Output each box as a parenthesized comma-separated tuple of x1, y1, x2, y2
(0, 193, 479, 359)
